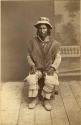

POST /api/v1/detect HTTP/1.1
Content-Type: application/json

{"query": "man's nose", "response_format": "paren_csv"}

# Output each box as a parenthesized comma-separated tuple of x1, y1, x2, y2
(41, 29, 45, 32)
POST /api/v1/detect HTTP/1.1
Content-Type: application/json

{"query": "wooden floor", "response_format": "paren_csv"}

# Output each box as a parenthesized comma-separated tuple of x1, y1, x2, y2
(0, 80, 81, 125)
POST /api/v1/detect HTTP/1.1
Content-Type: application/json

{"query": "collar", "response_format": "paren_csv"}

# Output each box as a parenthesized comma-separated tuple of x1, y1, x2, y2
(37, 35, 50, 43)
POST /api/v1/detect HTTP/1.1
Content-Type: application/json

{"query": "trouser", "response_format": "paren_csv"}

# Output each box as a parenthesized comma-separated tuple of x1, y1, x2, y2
(25, 70, 59, 99)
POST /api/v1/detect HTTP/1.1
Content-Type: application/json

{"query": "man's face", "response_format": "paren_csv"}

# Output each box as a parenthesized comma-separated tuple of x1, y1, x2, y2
(38, 24, 48, 38)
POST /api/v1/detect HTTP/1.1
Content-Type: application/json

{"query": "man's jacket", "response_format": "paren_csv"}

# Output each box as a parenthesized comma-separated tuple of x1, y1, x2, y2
(27, 36, 61, 71)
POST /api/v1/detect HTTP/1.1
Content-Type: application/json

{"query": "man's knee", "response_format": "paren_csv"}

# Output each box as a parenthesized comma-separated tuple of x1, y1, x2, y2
(24, 70, 42, 85)
(24, 71, 42, 97)
(45, 73, 59, 86)
(41, 73, 59, 99)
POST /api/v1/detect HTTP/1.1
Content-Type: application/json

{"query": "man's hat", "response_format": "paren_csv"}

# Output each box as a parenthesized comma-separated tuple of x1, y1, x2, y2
(34, 17, 52, 29)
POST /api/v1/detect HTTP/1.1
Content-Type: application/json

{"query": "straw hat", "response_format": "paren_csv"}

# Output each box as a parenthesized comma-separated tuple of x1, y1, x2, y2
(34, 17, 52, 29)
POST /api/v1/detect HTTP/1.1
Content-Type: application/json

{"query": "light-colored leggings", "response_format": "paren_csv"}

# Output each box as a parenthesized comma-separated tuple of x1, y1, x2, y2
(25, 70, 59, 99)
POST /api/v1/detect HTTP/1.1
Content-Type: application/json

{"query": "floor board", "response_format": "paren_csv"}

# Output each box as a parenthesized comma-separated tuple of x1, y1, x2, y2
(1, 81, 81, 125)
(51, 92, 70, 125)
(17, 101, 35, 125)
(35, 102, 52, 125)
(0, 82, 23, 125)
(60, 82, 81, 125)
(69, 81, 81, 109)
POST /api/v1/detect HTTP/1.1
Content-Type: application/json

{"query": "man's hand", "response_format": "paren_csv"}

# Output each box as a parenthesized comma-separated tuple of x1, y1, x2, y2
(47, 67, 56, 75)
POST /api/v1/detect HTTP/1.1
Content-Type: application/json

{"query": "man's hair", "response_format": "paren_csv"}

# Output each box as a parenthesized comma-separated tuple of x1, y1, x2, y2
(36, 24, 51, 36)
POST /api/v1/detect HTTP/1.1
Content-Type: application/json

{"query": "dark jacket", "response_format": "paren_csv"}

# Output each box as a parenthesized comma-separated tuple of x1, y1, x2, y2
(27, 36, 61, 71)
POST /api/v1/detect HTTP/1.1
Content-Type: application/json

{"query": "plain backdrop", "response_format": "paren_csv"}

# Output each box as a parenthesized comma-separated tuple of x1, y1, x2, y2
(1, 1, 54, 81)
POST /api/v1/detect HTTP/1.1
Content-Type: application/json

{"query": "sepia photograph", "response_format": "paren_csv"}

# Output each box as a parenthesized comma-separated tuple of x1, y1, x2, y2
(0, 0, 81, 125)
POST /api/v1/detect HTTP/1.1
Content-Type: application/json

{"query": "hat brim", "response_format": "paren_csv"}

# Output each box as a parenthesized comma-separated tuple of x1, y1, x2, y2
(34, 21, 52, 29)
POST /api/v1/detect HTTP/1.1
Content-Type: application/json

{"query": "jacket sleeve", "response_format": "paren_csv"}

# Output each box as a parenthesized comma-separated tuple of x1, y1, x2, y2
(51, 41, 61, 70)
(26, 40, 35, 67)
(27, 55, 35, 67)
(51, 51, 61, 70)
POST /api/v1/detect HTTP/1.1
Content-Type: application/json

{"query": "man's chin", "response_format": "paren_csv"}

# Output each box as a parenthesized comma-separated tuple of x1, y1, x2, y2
(41, 34, 47, 38)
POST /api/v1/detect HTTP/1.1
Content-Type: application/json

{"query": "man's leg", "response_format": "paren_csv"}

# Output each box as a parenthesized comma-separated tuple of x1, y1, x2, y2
(25, 71, 42, 109)
(41, 73, 59, 111)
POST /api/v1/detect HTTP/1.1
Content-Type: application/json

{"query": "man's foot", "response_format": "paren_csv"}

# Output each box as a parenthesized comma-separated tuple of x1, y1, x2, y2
(44, 99, 52, 111)
(28, 98, 37, 109)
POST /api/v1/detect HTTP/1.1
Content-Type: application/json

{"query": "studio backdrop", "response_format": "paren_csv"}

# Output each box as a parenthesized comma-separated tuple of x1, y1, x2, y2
(1, 0, 54, 81)
(1, 0, 80, 81)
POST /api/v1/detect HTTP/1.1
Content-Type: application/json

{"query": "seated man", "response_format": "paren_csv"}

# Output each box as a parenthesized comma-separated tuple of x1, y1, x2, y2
(25, 17, 61, 111)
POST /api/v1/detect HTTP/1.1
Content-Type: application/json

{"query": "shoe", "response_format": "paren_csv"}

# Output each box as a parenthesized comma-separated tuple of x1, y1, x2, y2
(28, 98, 37, 109)
(44, 99, 52, 111)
